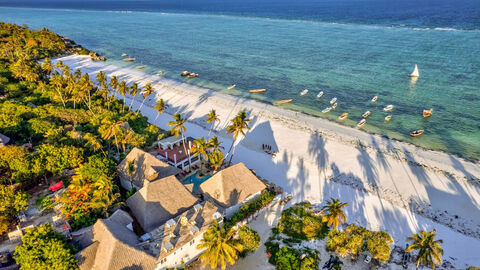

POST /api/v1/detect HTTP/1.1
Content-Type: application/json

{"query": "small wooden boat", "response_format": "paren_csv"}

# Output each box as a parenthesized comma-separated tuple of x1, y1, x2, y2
(357, 119, 366, 128)
(123, 58, 136, 62)
(362, 111, 371, 118)
(322, 107, 332, 113)
(423, 108, 433, 117)
(371, 96, 378, 103)
(410, 130, 424, 137)
(300, 89, 309, 96)
(181, 71, 190, 76)
(136, 65, 146, 69)
(249, 89, 267, 93)
(330, 97, 337, 104)
(121, 53, 127, 57)
(274, 99, 293, 106)
(227, 84, 236, 90)
(383, 105, 394, 112)
(408, 64, 420, 78)
(338, 112, 348, 120)
(385, 115, 392, 122)
(332, 102, 338, 110)
(187, 73, 198, 78)
(317, 91, 324, 99)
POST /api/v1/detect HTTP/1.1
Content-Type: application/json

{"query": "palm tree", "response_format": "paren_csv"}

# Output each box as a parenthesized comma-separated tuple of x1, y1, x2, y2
(41, 57, 53, 76)
(154, 99, 169, 123)
(206, 109, 220, 137)
(128, 82, 139, 110)
(197, 220, 243, 270)
(406, 230, 443, 270)
(109, 75, 119, 92)
(225, 110, 251, 164)
(49, 74, 66, 107)
(208, 151, 224, 172)
(99, 119, 120, 155)
(208, 136, 224, 153)
(136, 83, 153, 112)
(320, 198, 348, 228)
(168, 113, 189, 167)
(95, 71, 107, 88)
(191, 137, 210, 172)
(117, 81, 128, 113)
(91, 175, 120, 215)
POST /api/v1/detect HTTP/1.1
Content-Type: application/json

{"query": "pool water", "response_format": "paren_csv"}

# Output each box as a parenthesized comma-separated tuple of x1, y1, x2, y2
(182, 171, 212, 193)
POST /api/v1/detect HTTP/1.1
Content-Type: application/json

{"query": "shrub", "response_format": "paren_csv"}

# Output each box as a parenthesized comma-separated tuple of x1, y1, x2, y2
(266, 243, 318, 270)
(277, 203, 329, 241)
(35, 195, 54, 211)
(237, 226, 260, 257)
(224, 190, 275, 229)
(0, 215, 10, 235)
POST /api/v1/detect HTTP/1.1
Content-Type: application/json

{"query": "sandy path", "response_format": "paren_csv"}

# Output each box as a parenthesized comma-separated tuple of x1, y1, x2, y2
(56, 55, 480, 268)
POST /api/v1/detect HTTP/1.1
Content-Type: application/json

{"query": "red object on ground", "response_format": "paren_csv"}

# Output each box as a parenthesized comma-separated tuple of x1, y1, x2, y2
(49, 181, 63, 192)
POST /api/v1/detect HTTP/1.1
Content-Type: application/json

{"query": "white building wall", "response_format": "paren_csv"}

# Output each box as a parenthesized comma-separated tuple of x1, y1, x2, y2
(155, 232, 206, 270)
(225, 190, 262, 219)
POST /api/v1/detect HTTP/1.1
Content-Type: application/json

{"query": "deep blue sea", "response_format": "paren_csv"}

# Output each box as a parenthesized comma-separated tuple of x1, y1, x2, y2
(1, 0, 479, 160)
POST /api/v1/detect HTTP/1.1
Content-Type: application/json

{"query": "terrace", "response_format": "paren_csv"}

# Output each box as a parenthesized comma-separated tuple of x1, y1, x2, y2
(148, 136, 201, 170)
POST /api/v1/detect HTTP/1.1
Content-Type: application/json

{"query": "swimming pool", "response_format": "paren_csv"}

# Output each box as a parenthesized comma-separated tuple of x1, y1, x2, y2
(182, 171, 212, 193)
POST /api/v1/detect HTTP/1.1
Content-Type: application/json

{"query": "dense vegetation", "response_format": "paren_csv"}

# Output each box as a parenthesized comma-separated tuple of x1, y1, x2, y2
(0, 22, 162, 232)
(224, 190, 276, 229)
(277, 202, 329, 241)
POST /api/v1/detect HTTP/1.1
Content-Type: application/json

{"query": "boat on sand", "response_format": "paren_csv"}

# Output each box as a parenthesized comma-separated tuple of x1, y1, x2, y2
(123, 58, 136, 62)
(300, 89, 309, 96)
(362, 111, 371, 118)
(410, 130, 424, 137)
(136, 65, 145, 69)
(317, 91, 324, 99)
(423, 108, 433, 117)
(338, 112, 348, 120)
(409, 64, 420, 77)
(249, 89, 267, 93)
(274, 99, 293, 106)
(357, 119, 366, 128)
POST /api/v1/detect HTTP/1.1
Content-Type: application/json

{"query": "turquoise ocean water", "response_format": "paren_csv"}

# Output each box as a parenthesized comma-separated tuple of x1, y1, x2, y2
(1, 5, 479, 160)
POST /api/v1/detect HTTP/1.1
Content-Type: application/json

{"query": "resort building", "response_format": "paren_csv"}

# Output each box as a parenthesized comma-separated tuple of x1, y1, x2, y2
(149, 136, 201, 170)
(126, 175, 200, 233)
(117, 147, 182, 190)
(199, 162, 267, 218)
(75, 209, 158, 270)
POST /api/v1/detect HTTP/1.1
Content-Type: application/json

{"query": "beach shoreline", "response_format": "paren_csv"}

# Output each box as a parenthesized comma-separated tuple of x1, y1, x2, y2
(56, 54, 480, 267)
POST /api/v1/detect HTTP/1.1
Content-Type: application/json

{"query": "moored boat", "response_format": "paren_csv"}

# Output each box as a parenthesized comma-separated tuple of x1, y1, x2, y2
(357, 119, 366, 128)
(322, 107, 332, 113)
(409, 64, 420, 78)
(227, 84, 236, 90)
(362, 111, 371, 118)
(123, 58, 136, 62)
(332, 102, 338, 110)
(371, 96, 378, 103)
(274, 99, 293, 106)
(181, 71, 190, 76)
(330, 97, 337, 104)
(249, 89, 267, 93)
(136, 65, 145, 69)
(338, 112, 348, 120)
(300, 89, 309, 96)
(317, 91, 324, 99)
(385, 115, 392, 122)
(423, 108, 433, 117)
(383, 105, 394, 112)
(187, 73, 198, 78)
(121, 53, 127, 57)
(157, 71, 164, 76)
(410, 130, 424, 137)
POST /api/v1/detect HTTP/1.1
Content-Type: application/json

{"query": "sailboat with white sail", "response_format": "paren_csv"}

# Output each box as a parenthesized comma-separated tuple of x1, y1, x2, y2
(408, 64, 420, 77)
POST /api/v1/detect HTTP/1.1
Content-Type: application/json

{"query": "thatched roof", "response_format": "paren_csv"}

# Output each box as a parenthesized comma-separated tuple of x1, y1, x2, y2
(127, 175, 199, 233)
(145, 200, 221, 258)
(199, 162, 266, 208)
(117, 147, 182, 188)
(75, 212, 157, 270)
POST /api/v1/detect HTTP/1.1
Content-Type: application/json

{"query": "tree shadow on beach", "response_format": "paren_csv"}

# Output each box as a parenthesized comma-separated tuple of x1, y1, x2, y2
(308, 131, 329, 177)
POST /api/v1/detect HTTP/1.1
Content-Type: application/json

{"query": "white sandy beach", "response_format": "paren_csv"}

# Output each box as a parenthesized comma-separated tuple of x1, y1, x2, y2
(56, 55, 480, 268)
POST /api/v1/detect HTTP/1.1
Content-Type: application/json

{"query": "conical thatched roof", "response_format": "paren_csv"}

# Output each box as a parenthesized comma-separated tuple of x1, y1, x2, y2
(117, 147, 182, 189)
(127, 175, 199, 233)
(199, 162, 266, 208)
(75, 211, 157, 270)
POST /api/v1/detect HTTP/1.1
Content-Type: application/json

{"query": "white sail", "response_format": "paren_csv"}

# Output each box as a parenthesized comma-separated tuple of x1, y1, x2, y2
(409, 64, 419, 77)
